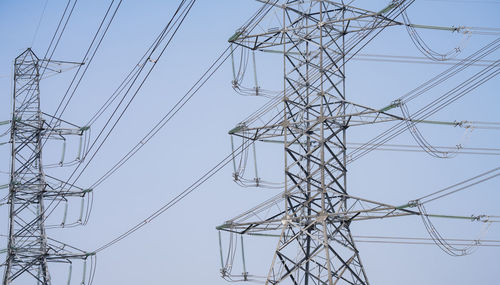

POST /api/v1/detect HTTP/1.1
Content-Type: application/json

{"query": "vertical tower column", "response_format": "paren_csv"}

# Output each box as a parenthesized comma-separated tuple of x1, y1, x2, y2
(3, 49, 92, 285)
(218, 1, 413, 284)
(266, 2, 368, 284)
(4, 49, 52, 284)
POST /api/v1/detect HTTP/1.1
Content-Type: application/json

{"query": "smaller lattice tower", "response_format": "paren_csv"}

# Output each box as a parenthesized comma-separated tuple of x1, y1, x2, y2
(3, 49, 92, 285)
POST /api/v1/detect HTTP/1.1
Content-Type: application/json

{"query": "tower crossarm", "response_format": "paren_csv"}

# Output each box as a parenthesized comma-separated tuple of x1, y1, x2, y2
(230, 0, 411, 51)
(230, 100, 404, 140)
(41, 112, 89, 137)
(217, 192, 420, 235)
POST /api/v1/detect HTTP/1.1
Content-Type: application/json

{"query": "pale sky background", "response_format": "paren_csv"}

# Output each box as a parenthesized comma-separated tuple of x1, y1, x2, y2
(0, 0, 499, 284)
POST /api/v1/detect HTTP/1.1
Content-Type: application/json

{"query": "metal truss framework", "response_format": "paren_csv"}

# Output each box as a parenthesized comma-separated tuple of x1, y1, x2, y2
(219, 1, 419, 284)
(3, 49, 91, 285)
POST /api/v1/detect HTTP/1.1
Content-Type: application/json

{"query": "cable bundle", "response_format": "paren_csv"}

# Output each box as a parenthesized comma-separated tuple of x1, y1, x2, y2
(418, 203, 491, 256)
(231, 45, 280, 98)
(231, 134, 285, 189)
(399, 4, 471, 61)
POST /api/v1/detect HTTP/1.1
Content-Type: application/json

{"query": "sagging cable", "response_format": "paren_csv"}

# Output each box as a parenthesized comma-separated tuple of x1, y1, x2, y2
(400, 102, 473, 159)
(231, 44, 278, 98)
(399, 8, 471, 61)
(417, 203, 491, 256)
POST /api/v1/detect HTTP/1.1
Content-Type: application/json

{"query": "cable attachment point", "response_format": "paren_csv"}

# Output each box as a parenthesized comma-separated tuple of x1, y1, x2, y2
(454, 120, 474, 130)
(232, 79, 239, 89)
(253, 177, 260, 187)
(391, 99, 402, 107)
(471, 214, 489, 223)
(220, 268, 228, 278)
(379, 99, 401, 112)
(407, 199, 420, 208)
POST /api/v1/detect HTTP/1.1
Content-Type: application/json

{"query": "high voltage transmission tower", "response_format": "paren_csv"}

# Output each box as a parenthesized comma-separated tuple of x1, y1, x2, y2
(216, 0, 498, 284)
(2, 49, 93, 285)
(1, 1, 498, 284)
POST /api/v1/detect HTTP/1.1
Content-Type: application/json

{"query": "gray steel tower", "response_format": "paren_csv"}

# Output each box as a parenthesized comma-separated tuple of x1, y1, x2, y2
(218, 1, 421, 284)
(3, 49, 92, 284)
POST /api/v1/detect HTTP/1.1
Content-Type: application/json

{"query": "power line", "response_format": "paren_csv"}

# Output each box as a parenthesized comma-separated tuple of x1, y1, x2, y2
(352, 53, 498, 66)
(47, 0, 124, 129)
(416, 166, 500, 205)
(423, 0, 500, 4)
(16, 0, 79, 122)
(347, 142, 500, 156)
(247, 233, 500, 246)
(349, 56, 500, 162)
(94, 135, 252, 253)
(89, 45, 232, 189)
(42, 0, 197, 224)
(354, 240, 500, 247)
(30, 0, 49, 48)
(41, 0, 78, 73)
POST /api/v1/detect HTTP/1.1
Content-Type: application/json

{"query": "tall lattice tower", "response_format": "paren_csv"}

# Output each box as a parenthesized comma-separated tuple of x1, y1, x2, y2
(218, 1, 423, 284)
(3, 49, 92, 284)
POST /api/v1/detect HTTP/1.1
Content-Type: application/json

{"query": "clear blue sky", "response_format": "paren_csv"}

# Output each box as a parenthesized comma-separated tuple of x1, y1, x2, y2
(0, 0, 499, 284)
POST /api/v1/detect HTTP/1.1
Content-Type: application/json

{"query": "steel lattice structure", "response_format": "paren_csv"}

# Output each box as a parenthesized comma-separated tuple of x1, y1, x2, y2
(3, 49, 92, 285)
(217, 1, 425, 284)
